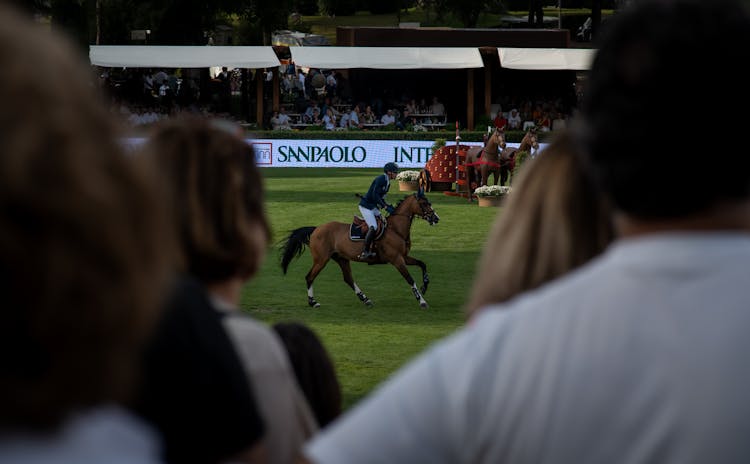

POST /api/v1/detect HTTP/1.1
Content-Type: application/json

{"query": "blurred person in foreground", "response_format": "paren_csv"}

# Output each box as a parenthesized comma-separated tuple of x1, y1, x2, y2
(141, 117, 317, 464)
(0, 5, 172, 463)
(465, 131, 614, 318)
(299, 1, 750, 462)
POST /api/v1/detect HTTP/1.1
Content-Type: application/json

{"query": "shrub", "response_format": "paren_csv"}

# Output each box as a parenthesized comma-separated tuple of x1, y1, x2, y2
(431, 138, 446, 153)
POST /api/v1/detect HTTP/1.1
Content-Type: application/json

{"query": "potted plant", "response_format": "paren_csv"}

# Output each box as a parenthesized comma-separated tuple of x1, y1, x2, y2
(473, 185, 511, 207)
(431, 138, 446, 154)
(396, 170, 421, 191)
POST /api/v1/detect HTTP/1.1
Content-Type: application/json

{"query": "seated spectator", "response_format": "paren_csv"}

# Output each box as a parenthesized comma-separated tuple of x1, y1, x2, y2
(303, 100, 320, 123)
(273, 323, 342, 428)
(143, 117, 317, 464)
(310, 107, 322, 125)
(276, 107, 292, 130)
(405, 99, 418, 114)
(361, 105, 377, 124)
(270, 110, 282, 130)
(507, 108, 522, 130)
(493, 111, 508, 131)
(339, 111, 350, 129)
(0, 5, 173, 462)
(396, 109, 412, 130)
(347, 104, 361, 129)
(429, 96, 445, 116)
(323, 107, 337, 130)
(380, 109, 396, 126)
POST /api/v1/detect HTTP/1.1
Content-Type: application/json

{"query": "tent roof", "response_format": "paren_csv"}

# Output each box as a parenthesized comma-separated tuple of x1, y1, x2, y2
(498, 47, 595, 70)
(289, 46, 484, 69)
(89, 45, 280, 68)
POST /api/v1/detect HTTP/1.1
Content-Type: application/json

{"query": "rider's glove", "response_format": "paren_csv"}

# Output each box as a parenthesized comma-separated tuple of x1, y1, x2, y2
(385, 205, 395, 214)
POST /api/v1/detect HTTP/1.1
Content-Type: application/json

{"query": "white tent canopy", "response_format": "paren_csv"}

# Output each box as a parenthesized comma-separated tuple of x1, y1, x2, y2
(289, 46, 484, 69)
(498, 47, 595, 70)
(89, 45, 280, 68)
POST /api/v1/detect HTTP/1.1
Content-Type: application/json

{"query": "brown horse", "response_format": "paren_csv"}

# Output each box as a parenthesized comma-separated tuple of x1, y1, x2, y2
(464, 127, 506, 200)
(280, 191, 440, 308)
(499, 128, 540, 185)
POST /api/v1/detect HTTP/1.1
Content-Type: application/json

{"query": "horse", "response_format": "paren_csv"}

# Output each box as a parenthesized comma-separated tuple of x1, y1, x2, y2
(280, 190, 440, 309)
(464, 127, 506, 200)
(498, 127, 541, 185)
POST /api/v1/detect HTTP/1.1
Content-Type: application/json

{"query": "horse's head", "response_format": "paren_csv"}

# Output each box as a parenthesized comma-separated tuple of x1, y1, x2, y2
(394, 190, 439, 225)
(414, 189, 439, 225)
(488, 127, 506, 151)
(524, 129, 540, 151)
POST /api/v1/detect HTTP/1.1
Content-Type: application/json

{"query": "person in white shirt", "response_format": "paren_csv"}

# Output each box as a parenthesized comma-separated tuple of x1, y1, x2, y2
(380, 109, 396, 126)
(300, 2, 750, 463)
(507, 108, 522, 130)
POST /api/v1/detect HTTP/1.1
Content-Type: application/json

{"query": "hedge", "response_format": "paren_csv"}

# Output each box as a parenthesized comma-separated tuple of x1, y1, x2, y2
(247, 129, 549, 143)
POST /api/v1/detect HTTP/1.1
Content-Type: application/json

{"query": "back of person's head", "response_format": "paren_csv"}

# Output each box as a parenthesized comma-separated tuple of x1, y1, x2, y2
(272, 322, 342, 427)
(143, 117, 271, 284)
(579, 0, 750, 219)
(0, 5, 172, 430)
(466, 132, 614, 317)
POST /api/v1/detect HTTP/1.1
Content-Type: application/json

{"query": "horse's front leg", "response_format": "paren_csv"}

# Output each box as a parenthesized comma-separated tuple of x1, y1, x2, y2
(404, 255, 429, 294)
(392, 257, 428, 308)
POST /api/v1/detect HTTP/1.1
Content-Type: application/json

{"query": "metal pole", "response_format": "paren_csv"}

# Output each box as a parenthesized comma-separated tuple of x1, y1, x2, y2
(455, 121, 461, 194)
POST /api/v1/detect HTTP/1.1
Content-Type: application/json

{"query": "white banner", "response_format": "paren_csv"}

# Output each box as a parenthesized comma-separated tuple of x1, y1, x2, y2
(123, 137, 547, 168)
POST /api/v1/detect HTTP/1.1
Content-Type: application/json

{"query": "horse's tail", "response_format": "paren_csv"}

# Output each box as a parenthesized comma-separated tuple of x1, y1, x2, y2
(279, 226, 316, 274)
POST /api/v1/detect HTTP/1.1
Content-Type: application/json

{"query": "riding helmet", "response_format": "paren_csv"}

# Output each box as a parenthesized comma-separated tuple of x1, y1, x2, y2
(384, 162, 399, 173)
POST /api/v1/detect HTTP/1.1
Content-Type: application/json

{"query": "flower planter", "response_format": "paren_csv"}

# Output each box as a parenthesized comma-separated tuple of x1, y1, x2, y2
(398, 180, 419, 191)
(477, 196, 503, 207)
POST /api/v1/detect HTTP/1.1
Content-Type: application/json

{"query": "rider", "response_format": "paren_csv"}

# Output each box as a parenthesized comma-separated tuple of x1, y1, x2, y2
(358, 162, 399, 259)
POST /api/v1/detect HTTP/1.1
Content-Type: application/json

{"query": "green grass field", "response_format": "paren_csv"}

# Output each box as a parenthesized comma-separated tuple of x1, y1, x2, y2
(242, 168, 500, 408)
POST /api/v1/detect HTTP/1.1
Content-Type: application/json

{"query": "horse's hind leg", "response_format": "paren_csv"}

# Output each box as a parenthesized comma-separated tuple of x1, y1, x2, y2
(404, 256, 429, 294)
(305, 259, 328, 308)
(333, 255, 372, 307)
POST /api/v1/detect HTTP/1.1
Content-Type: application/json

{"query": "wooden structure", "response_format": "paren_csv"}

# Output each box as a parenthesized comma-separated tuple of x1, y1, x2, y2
(335, 27, 570, 130)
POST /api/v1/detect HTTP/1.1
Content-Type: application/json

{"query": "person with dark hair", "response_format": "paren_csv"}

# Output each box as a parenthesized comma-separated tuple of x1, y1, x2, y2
(299, 1, 750, 462)
(141, 117, 317, 464)
(0, 4, 173, 462)
(357, 162, 399, 259)
(272, 323, 342, 428)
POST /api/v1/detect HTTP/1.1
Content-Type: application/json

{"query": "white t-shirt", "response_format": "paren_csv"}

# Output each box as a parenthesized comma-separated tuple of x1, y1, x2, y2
(305, 233, 750, 464)
(0, 407, 161, 464)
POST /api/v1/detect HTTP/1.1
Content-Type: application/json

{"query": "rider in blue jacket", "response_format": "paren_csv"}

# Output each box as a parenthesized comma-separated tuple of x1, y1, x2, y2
(358, 162, 398, 259)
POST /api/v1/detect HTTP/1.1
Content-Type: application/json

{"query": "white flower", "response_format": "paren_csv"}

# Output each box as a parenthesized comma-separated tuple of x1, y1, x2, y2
(396, 170, 421, 181)
(474, 185, 511, 197)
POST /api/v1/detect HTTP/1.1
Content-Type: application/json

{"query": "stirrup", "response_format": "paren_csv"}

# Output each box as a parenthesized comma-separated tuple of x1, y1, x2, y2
(358, 250, 375, 259)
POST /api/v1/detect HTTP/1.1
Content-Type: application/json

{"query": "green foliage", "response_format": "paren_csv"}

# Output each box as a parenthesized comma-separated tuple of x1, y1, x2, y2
(431, 138, 446, 152)
(474, 114, 493, 131)
(513, 150, 530, 177)
(246, 168, 498, 408)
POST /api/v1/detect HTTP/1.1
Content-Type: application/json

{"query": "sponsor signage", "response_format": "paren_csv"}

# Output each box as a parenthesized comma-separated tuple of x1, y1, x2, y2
(123, 137, 546, 168)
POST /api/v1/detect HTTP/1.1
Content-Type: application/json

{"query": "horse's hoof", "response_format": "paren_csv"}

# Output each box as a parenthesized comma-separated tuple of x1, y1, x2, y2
(420, 302, 429, 309)
(364, 299, 373, 307)
(308, 297, 320, 308)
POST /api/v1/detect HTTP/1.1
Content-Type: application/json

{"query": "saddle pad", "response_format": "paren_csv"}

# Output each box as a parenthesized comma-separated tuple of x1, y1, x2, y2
(349, 217, 387, 241)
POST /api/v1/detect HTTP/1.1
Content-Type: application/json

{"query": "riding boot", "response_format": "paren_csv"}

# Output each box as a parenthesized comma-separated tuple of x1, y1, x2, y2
(358, 226, 376, 259)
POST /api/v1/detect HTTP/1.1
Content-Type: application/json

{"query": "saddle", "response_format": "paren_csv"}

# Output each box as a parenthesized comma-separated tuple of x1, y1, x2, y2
(349, 216, 387, 241)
